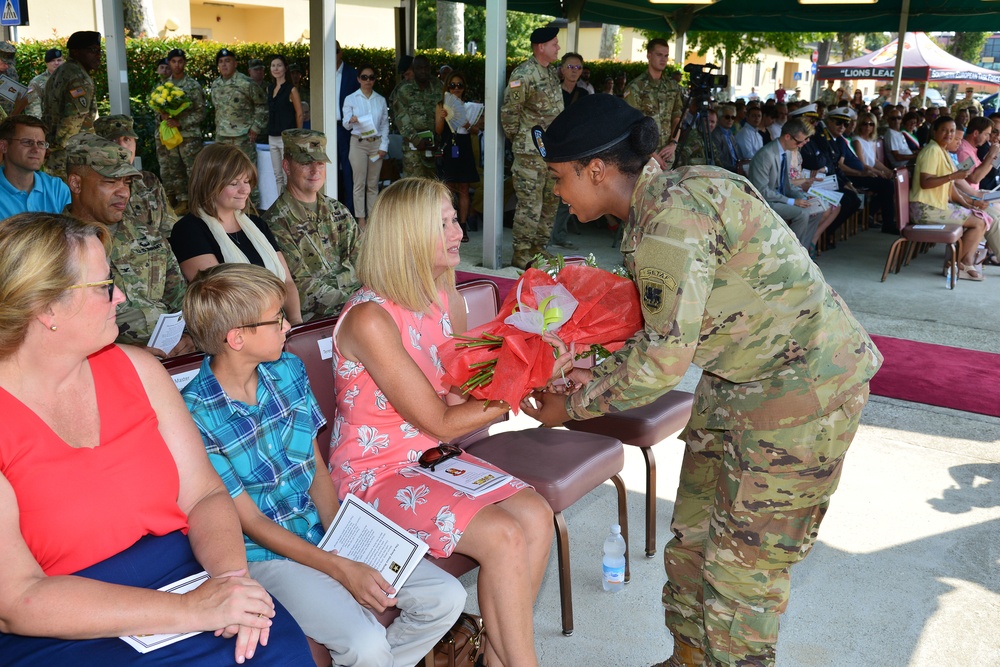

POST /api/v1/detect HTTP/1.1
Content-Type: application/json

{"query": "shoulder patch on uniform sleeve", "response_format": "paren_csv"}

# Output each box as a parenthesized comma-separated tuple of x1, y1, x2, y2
(623, 90, 631, 99)
(509, 80, 521, 88)
(637, 267, 677, 315)
(70, 87, 86, 98)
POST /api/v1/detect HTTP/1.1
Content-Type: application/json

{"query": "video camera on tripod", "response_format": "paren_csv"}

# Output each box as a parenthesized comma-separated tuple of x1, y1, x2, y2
(683, 63, 728, 110)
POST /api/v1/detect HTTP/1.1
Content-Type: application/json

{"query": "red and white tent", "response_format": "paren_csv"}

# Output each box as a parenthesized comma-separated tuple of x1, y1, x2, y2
(817, 32, 1000, 86)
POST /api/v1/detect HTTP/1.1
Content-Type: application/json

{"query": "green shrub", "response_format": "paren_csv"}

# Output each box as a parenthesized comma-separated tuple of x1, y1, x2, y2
(16, 36, 668, 174)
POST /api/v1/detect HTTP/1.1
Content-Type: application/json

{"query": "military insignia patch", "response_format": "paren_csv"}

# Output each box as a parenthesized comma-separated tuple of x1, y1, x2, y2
(532, 127, 546, 158)
(509, 80, 521, 88)
(637, 267, 677, 315)
(70, 87, 86, 98)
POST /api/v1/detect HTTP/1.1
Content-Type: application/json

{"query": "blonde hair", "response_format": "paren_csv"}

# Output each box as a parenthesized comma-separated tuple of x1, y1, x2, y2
(183, 263, 285, 356)
(357, 178, 453, 312)
(187, 143, 258, 218)
(0, 213, 109, 359)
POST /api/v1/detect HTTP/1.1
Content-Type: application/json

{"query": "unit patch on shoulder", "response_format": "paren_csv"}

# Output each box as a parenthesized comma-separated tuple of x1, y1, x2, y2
(637, 267, 677, 315)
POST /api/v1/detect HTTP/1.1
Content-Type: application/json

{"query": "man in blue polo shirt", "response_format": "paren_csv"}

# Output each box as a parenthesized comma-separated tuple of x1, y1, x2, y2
(0, 115, 71, 218)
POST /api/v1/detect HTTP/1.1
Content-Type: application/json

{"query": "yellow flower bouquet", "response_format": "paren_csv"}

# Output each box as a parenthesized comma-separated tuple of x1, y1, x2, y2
(147, 82, 191, 149)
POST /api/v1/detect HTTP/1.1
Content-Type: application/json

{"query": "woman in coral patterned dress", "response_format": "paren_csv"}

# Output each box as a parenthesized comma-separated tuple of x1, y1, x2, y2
(329, 178, 553, 667)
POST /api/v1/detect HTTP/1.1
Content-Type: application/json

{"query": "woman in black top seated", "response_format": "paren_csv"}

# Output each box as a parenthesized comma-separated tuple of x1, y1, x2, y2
(169, 144, 303, 324)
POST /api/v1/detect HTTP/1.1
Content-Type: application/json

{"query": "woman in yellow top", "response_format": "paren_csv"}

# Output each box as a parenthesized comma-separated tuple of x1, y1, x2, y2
(909, 115, 987, 281)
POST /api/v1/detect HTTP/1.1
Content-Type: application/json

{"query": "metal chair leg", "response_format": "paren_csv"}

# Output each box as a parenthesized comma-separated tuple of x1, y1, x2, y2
(610, 473, 630, 582)
(553, 511, 574, 636)
(641, 446, 657, 557)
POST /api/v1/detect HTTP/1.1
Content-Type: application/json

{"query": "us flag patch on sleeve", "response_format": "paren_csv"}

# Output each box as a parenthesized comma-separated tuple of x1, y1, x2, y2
(70, 87, 87, 98)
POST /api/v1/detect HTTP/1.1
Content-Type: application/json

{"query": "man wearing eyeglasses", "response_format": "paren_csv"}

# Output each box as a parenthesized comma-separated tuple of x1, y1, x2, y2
(42, 31, 102, 181)
(711, 104, 741, 172)
(884, 110, 915, 169)
(64, 134, 194, 358)
(0, 115, 70, 218)
(800, 108, 862, 244)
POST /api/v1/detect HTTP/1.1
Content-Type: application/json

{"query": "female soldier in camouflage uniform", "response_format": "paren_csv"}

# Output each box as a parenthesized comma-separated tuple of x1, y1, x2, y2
(523, 95, 882, 667)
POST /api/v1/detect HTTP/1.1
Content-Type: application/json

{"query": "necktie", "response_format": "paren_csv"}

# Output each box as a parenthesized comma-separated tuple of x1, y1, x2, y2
(779, 152, 787, 196)
(726, 132, 738, 163)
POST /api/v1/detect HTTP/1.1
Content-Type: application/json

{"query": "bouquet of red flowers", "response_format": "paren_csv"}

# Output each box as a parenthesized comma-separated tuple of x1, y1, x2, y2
(440, 264, 644, 412)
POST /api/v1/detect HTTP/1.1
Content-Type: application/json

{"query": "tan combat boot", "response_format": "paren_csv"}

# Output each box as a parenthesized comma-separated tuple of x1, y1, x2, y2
(511, 247, 535, 270)
(651, 637, 706, 667)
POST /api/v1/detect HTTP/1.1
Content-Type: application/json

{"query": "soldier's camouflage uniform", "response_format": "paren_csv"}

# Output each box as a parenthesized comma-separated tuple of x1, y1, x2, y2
(623, 71, 684, 150)
(500, 55, 563, 265)
(261, 190, 361, 321)
(43, 57, 96, 180)
(675, 125, 714, 167)
(127, 170, 178, 251)
(953, 96, 984, 117)
(392, 79, 442, 179)
(157, 74, 206, 211)
(567, 161, 882, 667)
(818, 87, 838, 108)
(24, 70, 50, 119)
(210, 71, 267, 203)
(0, 44, 18, 116)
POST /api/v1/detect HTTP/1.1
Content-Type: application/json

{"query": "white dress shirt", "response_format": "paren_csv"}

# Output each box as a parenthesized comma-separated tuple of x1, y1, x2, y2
(342, 89, 390, 153)
(735, 123, 764, 160)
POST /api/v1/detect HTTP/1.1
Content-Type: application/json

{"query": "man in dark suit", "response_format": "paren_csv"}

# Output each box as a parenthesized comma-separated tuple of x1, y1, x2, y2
(335, 41, 360, 215)
(748, 117, 825, 247)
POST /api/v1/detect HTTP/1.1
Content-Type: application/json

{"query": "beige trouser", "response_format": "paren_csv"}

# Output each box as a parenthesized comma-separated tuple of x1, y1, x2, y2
(349, 135, 382, 219)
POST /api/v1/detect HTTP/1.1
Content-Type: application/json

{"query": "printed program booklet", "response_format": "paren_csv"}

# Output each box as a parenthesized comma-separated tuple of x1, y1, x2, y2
(120, 570, 210, 653)
(318, 493, 429, 595)
(415, 456, 512, 497)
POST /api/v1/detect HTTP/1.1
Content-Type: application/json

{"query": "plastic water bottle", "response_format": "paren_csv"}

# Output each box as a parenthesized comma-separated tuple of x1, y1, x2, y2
(945, 263, 953, 289)
(602, 524, 626, 592)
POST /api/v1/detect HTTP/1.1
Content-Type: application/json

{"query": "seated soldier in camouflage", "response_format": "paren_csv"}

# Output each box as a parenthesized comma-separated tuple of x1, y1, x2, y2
(63, 133, 195, 358)
(261, 129, 361, 321)
(674, 107, 717, 167)
(94, 115, 178, 242)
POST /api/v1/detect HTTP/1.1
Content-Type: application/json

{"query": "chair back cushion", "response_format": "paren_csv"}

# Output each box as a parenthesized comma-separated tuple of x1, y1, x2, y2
(283, 316, 339, 463)
(894, 167, 910, 231)
(457, 279, 500, 329)
(162, 352, 206, 392)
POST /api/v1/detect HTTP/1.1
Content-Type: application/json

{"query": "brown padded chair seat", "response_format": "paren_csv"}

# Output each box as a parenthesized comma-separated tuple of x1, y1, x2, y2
(466, 428, 624, 513)
(565, 390, 694, 557)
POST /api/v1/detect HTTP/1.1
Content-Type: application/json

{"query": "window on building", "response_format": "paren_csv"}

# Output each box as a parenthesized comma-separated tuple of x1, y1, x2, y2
(755, 61, 762, 86)
(737, 63, 743, 86)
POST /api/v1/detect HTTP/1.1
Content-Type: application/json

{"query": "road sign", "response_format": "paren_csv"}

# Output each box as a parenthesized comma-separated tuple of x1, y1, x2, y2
(794, 72, 803, 81)
(0, 0, 26, 26)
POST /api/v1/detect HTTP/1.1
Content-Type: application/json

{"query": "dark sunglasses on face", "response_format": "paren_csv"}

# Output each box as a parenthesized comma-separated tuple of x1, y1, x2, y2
(448, 82, 465, 90)
(860, 122, 875, 126)
(418, 444, 462, 471)
(721, 115, 736, 120)
(832, 118, 849, 127)
(359, 74, 376, 82)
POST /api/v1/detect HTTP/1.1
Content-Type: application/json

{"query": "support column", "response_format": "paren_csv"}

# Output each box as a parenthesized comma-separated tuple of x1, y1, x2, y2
(482, 0, 506, 269)
(309, 0, 338, 198)
(102, 0, 130, 115)
(891, 5, 910, 105)
(566, 17, 580, 54)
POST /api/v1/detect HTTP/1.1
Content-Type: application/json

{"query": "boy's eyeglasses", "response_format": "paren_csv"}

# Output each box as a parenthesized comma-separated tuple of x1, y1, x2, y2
(239, 310, 286, 331)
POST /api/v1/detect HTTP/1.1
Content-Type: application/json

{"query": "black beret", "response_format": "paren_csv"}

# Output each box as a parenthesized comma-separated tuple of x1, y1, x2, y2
(530, 27, 558, 45)
(157, 57, 168, 67)
(532, 94, 644, 163)
(167, 48, 186, 60)
(67, 31, 101, 51)
(44, 48, 63, 62)
(397, 54, 413, 74)
(216, 48, 234, 63)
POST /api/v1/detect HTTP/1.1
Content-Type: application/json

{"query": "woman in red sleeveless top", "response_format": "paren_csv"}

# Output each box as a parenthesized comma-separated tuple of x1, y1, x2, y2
(0, 213, 310, 665)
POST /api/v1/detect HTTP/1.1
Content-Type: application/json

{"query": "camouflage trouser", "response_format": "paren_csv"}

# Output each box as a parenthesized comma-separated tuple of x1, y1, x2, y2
(217, 135, 261, 207)
(158, 135, 203, 206)
(401, 147, 436, 179)
(663, 387, 869, 667)
(511, 152, 558, 252)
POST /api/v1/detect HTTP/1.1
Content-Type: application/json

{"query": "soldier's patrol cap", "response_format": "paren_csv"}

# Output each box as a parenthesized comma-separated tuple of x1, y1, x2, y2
(532, 94, 644, 163)
(789, 103, 819, 119)
(282, 129, 331, 164)
(67, 31, 102, 51)
(65, 134, 141, 179)
(248, 58, 264, 70)
(216, 48, 235, 63)
(167, 48, 186, 60)
(94, 115, 139, 141)
(825, 106, 856, 121)
(45, 48, 63, 63)
(530, 27, 558, 45)
(0, 42, 15, 59)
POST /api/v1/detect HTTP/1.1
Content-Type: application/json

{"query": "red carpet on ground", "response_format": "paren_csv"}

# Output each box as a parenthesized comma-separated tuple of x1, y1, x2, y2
(455, 275, 999, 418)
(868, 335, 1000, 417)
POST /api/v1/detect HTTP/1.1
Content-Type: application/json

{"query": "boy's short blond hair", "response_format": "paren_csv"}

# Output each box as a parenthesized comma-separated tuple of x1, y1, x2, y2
(183, 264, 285, 356)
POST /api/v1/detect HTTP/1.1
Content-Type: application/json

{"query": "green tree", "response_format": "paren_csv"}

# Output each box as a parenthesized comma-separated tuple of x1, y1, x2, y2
(417, 2, 551, 58)
(685, 32, 832, 93)
(942, 32, 990, 105)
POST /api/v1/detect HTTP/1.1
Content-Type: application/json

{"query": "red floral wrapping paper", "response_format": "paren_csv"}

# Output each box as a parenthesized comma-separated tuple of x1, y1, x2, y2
(440, 266, 644, 412)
